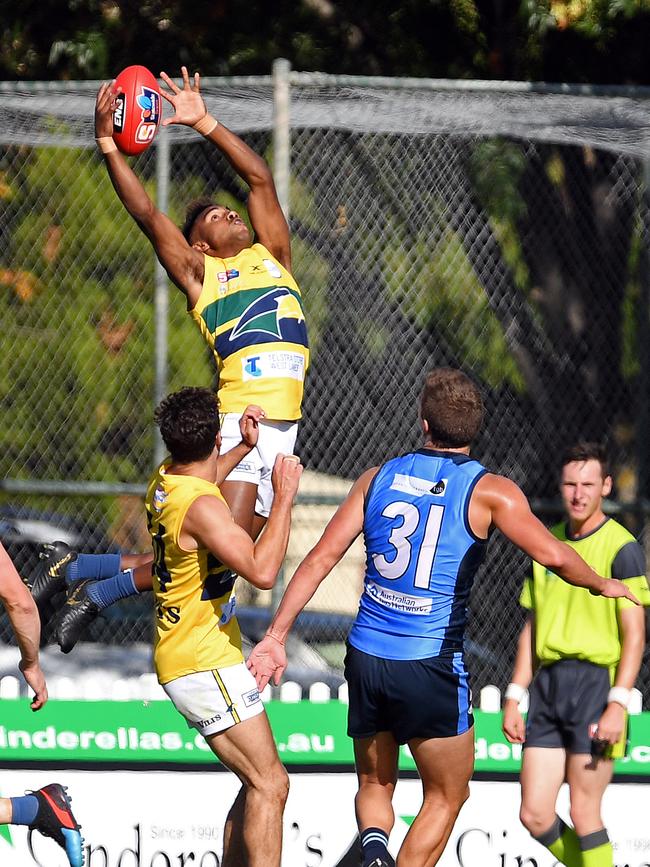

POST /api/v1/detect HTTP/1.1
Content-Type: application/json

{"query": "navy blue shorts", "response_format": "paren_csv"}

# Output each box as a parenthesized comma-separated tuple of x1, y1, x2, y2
(344, 644, 473, 744)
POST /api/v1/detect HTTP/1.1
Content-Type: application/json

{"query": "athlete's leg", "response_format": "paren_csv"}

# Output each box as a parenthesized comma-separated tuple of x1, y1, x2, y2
(396, 728, 473, 867)
(205, 711, 288, 867)
(354, 732, 399, 866)
(221, 785, 246, 866)
(566, 753, 614, 866)
(0, 786, 83, 867)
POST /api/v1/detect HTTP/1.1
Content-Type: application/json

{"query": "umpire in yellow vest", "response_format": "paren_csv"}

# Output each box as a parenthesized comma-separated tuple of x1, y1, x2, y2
(503, 442, 650, 867)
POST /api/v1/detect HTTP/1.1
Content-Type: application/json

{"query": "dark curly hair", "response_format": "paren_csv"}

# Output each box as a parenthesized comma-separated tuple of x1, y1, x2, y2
(154, 387, 220, 463)
(181, 197, 218, 242)
(420, 368, 484, 448)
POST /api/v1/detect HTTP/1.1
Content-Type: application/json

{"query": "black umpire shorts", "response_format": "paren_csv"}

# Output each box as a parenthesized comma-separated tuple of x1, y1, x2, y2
(525, 658, 614, 755)
(344, 644, 473, 744)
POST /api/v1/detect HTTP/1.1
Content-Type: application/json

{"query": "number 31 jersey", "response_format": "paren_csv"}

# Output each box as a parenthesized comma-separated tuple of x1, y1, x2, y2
(349, 449, 489, 661)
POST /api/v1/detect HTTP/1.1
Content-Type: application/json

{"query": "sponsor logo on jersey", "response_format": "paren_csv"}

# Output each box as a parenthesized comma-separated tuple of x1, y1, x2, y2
(134, 86, 161, 144)
(217, 269, 240, 283)
(390, 474, 448, 497)
(263, 258, 283, 278)
(230, 287, 304, 343)
(242, 688, 260, 707)
(152, 486, 167, 511)
(219, 596, 237, 626)
(366, 581, 432, 615)
(241, 351, 305, 382)
(198, 713, 222, 728)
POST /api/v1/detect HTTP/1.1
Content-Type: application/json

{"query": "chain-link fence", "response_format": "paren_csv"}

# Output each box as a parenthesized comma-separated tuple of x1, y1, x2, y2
(1, 69, 650, 696)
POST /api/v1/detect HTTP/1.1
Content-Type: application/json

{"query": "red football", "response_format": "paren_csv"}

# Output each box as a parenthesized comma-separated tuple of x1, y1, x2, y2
(112, 65, 162, 156)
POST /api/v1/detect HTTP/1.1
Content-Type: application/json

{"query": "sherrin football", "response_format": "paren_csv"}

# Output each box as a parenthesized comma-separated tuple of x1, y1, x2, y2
(112, 65, 162, 156)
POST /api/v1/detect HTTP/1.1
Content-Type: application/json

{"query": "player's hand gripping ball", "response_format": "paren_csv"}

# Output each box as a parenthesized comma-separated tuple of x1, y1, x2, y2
(112, 65, 162, 155)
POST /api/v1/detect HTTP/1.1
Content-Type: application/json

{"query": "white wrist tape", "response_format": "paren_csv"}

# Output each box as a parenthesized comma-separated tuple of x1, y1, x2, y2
(96, 136, 117, 154)
(607, 686, 631, 708)
(192, 114, 219, 136)
(504, 683, 527, 704)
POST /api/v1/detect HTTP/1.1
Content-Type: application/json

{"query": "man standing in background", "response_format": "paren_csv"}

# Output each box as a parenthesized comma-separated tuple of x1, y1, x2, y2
(503, 442, 649, 867)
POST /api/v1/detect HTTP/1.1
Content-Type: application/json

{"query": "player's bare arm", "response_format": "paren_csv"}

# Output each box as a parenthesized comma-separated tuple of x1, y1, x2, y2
(595, 604, 645, 745)
(160, 66, 291, 271)
(502, 613, 534, 745)
(181, 454, 302, 589)
(215, 404, 266, 486)
(0, 543, 47, 710)
(471, 474, 639, 603)
(95, 81, 204, 301)
(247, 468, 378, 690)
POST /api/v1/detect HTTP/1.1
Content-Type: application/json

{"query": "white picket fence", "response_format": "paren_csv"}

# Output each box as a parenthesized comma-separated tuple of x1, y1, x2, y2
(0, 674, 643, 712)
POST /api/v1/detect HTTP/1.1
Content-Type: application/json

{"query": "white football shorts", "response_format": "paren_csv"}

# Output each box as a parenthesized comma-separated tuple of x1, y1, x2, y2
(162, 662, 264, 736)
(219, 413, 298, 517)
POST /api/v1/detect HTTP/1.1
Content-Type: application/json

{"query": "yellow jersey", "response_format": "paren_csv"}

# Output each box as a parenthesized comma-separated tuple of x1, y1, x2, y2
(521, 517, 650, 670)
(145, 462, 243, 684)
(189, 243, 309, 420)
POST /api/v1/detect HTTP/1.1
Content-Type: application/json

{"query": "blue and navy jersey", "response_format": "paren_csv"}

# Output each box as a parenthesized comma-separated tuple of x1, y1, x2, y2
(348, 449, 489, 661)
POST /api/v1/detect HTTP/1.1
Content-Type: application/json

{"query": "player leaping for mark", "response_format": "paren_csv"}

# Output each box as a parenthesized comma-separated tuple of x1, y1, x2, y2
(32, 66, 309, 645)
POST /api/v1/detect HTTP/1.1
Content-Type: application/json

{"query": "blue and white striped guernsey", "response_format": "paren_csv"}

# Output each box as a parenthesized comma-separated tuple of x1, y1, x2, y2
(349, 449, 489, 661)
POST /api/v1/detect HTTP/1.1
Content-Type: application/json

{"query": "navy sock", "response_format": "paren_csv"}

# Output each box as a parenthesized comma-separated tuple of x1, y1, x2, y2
(10, 794, 39, 826)
(86, 569, 138, 610)
(361, 827, 392, 867)
(66, 553, 122, 583)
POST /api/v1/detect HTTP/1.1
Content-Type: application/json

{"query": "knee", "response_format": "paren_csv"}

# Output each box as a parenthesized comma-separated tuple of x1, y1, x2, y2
(248, 764, 289, 806)
(569, 799, 600, 834)
(519, 804, 553, 838)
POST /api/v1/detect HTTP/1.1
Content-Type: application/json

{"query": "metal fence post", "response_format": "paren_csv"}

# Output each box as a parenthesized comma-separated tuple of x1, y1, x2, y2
(271, 58, 291, 607)
(272, 58, 291, 222)
(153, 126, 170, 467)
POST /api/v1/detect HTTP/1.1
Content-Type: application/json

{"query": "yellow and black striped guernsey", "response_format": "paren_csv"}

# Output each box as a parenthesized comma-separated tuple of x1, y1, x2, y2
(189, 243, 308, 420)
(145, 462, 243, 684)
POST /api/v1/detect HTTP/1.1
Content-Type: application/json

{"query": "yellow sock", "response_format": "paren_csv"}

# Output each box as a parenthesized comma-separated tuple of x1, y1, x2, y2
(537, 817, 582, 867)
(579, 830, 613, 867)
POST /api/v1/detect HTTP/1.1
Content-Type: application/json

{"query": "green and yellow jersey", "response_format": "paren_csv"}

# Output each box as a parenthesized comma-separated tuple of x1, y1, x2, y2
(521, 517, 650, 670)
(189, 243, 308, 421)
(145, 462, 243, 684)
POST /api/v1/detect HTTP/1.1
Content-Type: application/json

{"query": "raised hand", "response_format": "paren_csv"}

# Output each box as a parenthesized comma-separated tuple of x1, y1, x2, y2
(95, 81, 121, 138)
(160, 66, 207, 127)
(271, 454, 303, 502)
(239, 405, 266, 449)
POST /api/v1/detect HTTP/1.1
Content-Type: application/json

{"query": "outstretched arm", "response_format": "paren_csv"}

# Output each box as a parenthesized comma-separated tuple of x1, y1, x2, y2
(95, 81, 204, 303)
(475, 475, 639, 603)
(246, 467, 378, 690)
(0, 544, 47, 710)
(183, 454, 303, 590)
(161, 67, 291, 271)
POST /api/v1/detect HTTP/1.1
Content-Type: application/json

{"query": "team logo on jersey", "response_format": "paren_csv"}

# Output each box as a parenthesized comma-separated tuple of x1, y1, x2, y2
(134, 86, 161, 144)
(263, 258, 283, 278)
(430, 479, 447, 496)
(229, 287, 304, 343)
(152, 486, 167, 511)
